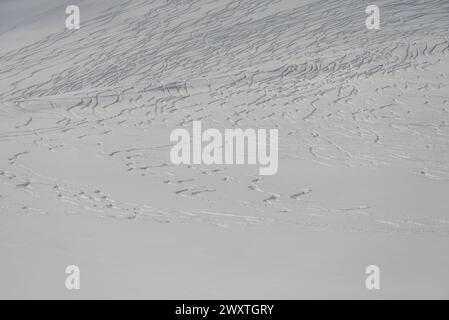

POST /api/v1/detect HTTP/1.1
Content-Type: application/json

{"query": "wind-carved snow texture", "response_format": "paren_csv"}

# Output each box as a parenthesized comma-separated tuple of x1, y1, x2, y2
(0, 0, 449, 235)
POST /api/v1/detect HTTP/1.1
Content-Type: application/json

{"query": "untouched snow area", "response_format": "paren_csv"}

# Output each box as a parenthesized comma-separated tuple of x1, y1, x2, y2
(0, 0, 449, 298)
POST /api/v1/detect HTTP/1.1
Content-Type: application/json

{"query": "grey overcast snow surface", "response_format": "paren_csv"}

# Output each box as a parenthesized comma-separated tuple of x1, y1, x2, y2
(0, 0, 449, 299)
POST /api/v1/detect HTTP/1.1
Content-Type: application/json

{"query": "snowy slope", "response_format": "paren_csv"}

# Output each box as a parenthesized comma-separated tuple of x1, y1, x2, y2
(0, 0, 449, 298)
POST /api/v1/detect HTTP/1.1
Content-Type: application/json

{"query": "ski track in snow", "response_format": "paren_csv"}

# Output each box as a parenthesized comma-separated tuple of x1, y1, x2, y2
(0, 0, 449, 235)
